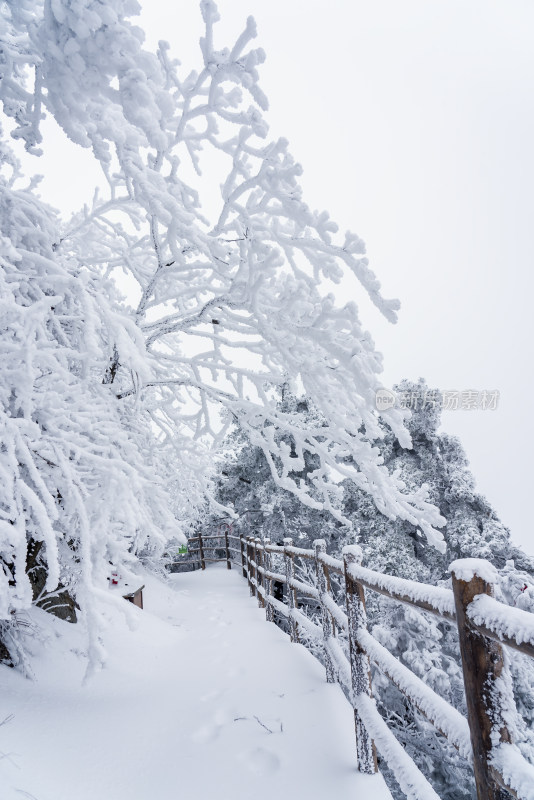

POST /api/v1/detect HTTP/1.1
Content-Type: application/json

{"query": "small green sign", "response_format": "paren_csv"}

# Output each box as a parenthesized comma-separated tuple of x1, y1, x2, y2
(178, 544, 188, 555)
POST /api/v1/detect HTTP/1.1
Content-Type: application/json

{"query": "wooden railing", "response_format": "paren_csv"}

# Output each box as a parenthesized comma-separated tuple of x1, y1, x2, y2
(187, 532, 534, 800)
(187, 529, 233, 571)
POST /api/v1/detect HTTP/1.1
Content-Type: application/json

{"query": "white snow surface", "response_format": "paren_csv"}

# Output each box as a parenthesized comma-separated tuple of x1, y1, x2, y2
(346, 563, 456, 618)
(355, 694, 441, 800)
(467, 593, 534, 649)
(448, 558, 500, 584)
(491, 743, 534, 800)
(1, 564, 392, 800)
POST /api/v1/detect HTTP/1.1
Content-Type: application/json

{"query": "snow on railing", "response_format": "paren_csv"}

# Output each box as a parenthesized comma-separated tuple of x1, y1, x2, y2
(346, 562, 456, 620)
(187, 533, 534, 800)
(490, 742, 534, 800)
(356, 628, 472, 759)
(355, 693, 442, 800)
(315, 550, 344, 575)
(467, 593, 534, 658)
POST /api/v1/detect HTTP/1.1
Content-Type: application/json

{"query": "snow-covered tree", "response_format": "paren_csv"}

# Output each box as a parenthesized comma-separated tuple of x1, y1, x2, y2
(3, 0, 446, 534)
(0, 1, 447, 667)
(0, 164, 185, 669)
(214, 387, 342, 544)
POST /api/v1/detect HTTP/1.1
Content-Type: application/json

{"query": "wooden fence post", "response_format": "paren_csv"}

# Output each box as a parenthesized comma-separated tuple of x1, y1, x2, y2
(252, 535, 258, 597)
(240, 535, 247, 579)
(256, 537, 265, 609)
(343, 545, 378, 775)
(283, 537, 299, 643)
(198, 531, 206, 571)
(224, 527, 231, 570)
(273, 540, 284, 604)
(314, 539, 336, 683)
(451, 560, 513, 800)
(263, 538, 274, 622)
(247, 536, 256, 597)
(246, 535, 251, 594)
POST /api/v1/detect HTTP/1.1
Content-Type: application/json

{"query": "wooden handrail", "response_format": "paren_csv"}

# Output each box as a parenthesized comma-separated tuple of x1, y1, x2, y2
(467, 594, 534, 659)
(356, 627, 471, 757)
(284, 544, 315, 560)
(189, 545, 226, 552)
(235, 534, 534, 800)
(316, 549, 345, 576)
(346, 561, 456, 621)
(264, 543, 285, 553)
(180, 534, 533, 799)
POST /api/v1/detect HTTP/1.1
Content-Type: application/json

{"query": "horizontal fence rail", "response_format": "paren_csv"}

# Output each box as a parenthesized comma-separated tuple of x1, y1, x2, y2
(187, 532, 232, 571)
(187, 532, 534, 800)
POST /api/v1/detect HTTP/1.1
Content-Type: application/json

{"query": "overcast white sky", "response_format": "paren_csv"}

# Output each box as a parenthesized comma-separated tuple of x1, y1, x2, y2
(27, 1, 534, 554)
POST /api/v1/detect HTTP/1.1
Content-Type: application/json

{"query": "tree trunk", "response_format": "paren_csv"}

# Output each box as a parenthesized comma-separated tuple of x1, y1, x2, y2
(27, 539, 78, 623)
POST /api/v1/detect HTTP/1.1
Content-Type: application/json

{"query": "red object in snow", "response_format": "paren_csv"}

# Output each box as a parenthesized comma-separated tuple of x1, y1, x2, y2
(520, 584, 528, 593)
(110, 570, 119, 586)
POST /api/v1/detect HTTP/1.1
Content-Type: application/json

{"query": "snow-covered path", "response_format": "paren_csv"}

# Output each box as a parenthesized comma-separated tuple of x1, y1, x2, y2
(1, 564, 392, 800)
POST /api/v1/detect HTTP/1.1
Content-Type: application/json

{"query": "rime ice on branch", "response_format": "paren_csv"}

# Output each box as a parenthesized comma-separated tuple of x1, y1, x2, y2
(33, 1, 444, 541)
(0, 0, 447, 663)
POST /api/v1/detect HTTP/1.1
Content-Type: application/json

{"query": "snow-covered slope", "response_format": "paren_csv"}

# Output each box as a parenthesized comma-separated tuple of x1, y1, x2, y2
(1, 564, 391, 800)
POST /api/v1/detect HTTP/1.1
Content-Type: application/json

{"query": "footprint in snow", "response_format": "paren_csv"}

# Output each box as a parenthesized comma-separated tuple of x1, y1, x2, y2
(239, 747, 280, 776)
(192, 707, 233, 742)
(191, 724, 219, 744)
(200, 689, 222, 703)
